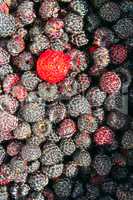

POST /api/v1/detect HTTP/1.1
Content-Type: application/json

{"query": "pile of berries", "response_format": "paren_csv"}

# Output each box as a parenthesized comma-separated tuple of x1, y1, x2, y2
(0, 0, 132, 200)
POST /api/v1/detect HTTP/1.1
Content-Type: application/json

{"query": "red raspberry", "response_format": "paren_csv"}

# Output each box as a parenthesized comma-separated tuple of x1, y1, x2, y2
(100, 71, 121, 94)
(36, 49, 71, 84)
(110, 44, 127, 64)
(94, 126, 113, 145)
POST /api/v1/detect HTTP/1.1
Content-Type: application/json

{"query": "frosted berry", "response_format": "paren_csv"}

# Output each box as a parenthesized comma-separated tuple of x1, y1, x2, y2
(100, 71, 121, 94)
(13, 121, 31, 140)
(3, 73, 20, 93)
(0, 47, 10, 66)
(77, 73, 91, 93)
(73, 150, 91, 167)
(0, 12, 16, 37)
(43, 164, 63, 179)
(70, 0, 88, 16)
(71, 31, 88, 47)
(110, 44, 127, 65)
(68, 95, 91, 117)
(0, 64, 13, 80)
(57, 118, 76, 138)
(121, 130, 133, 149)
(21, 144, 41, 161)
(11, 84, 28, 102)
(94, 126, 114, 145)
(28, 173, 48, 191)
(60, 139, 76, 156)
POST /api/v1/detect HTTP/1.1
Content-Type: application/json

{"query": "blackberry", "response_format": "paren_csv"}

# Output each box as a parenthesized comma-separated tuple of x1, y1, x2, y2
(13, 51, 34, 71)
(71, 31, 88, 47)
(0, 145, 5, 165)
(13, 121, 31, 140)
(74, 131, 91, 149)
(38, 82, 58, 102)
(93, 108, 104, 123)
(113, 18, 133, 39)
(0, 94, 19, 114)
(47, 131, 61, 143)
(60, 139, 76, 156)
(86, 14, 100, 33)
(0, 64, 13, 80)
(7, 141, 21, 156)
(64, 12, 83, 34)
(48, 102, 66, 123)
(7, 35, 25, 56)
(10, 183, 30, 199)
(0, 12, 16, 37)
(73, 150, 91, 167)
(77, 73, 91, 93)
(28, 160, 40, 174)
(28, 173, 48, 191)
(67, 95, 91, 117)
(71, 181, 84, 199)
(93, 154, 112, 176)
(110, 44, 127, 65)
(64, 162, 78, 178)
(99, 2, 120, 22)
(70, 0, 88, 16)
(86, 184, 100, 200)
(30, 34, 50, 55)
(121, 130, 133, 149)
(86, 87, 106, 107)
(104, 92, 122, 111)
(21, 144, 41, 161)
(78, 114, 98, 133)
(21, 102, 45, 123)
(42, 164, 63, 179)
(53, 178, 72, 198)
(120, 0, 133, 17)
(39, 0, 60, 20)
(21, 71, 40, 91)
(41, 143, 63, 166)
(102, 179, 116, 194)
(32, 119, 52, 138)
(59, 77, 78, 99)
(0, 110, 18, 133)
(16, 1, 36, 26)
(0, 47, 10, 66)
(107, 110, 127, 130)
(57, 118, 76, 138)
(93, 47, 110, 68)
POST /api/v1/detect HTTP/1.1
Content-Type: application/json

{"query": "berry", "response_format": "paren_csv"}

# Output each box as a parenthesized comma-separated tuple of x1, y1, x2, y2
(0, 110, 18, 133)
(86, 184, 100, 200)
(71, 31, 88, 47)
(64, 162, 78, 178)
(39, 0, 60, 20)
(68, 95, 91, 117)
(48, 102, 66, 123)
(36, 49, 71, 84)
(53, 178, 72, 198)
(42, 164, 63, 179)
(0, 12, 16, 37)
(71, 181, 84, 199)
(21, 144, 41, 162)
(93, 47, 110, 68)
(110, 44, 127, 65)
(17, 1, 36, 26)
(100, 71, 121, 94)
(77, 73, 91, 93)
(41, 143, 63, 166)
(70, 0, 88, 16)
(0, 47, 10, 66)
(21, 102, 45, 123)
(6, 141, 21, 157)
(94, 126, 114, 145)
(99, 2, 120, 22)
(7, 34, 25, 56)
(13, 121, 31, 140)
(93, 154, 112, 176)
(13, 51, 34, 71)
(0, 64, 13, 80)
(64, 12, 83, 34)
(59, 77, 78, 99)
(38, 82, 58, 102)
(74, 131, 91, 149)
(73, 150, 91, 167)
(28, 173, 48, 191)
(44, 18, 64, 39)
(121, 130, 133, 149)
(60, 139, 76, 156)
(93, 108, 105, 123)
(57, 118, 76, 138)
(86, 87, 106, 107)
(11, 84, 28, 102)
(104, 92, 122, 111)
(3, 73, 20, 93)
(21, 71, 40, 91)
(78, 114, 98, 133)
(30, 34, 50, 55)
(113, 18, 133, 39)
